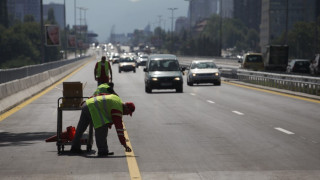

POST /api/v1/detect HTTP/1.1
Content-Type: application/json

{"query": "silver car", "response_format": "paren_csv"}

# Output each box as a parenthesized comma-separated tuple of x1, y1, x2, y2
(187, 60, 221, 86)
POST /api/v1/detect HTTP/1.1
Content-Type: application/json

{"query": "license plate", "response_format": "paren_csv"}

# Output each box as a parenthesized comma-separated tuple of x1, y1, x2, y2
(161, 82, 172, 86)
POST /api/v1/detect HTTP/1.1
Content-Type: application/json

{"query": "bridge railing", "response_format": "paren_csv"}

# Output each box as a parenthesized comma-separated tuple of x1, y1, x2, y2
(237, 70, 320, 96)
(0, 56, 87, 84)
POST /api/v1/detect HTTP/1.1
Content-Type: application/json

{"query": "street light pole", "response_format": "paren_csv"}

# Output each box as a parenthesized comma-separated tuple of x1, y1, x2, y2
(74, 0, 77, 58)
(168, 8, 178, 36)
(40, 0, 45, 63)
(64, 0, 67, 59)
(219, 0, 222, 57)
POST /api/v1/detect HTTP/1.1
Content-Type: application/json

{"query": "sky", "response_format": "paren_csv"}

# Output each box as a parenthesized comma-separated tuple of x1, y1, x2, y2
(45, 0, 189, 42)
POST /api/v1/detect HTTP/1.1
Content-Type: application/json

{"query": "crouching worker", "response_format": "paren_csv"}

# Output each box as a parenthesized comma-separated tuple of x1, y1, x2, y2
(93, 82, 118, 96)
(70, 94, 135, 156)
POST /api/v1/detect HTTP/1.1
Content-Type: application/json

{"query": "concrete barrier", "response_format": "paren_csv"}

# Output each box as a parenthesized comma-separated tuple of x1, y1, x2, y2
(0, 57, 92, 114)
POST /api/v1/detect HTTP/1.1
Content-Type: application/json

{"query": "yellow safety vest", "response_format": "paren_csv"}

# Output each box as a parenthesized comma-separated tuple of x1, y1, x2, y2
(96, 61, 109, 78)
(93, 83, 111, 96)
(86, 95, 123, 129)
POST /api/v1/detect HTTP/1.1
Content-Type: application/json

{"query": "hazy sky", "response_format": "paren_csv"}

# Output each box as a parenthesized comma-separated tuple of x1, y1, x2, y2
(45, 0, 189, 42)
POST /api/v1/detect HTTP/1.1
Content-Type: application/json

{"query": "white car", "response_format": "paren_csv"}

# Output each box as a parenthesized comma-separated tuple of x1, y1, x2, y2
(118, 56, 136, 73)
(187, 60, 221, 86)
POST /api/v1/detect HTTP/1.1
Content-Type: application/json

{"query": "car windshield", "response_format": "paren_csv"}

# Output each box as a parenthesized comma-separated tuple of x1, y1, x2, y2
(149, 59, 180, 71)
(191, 62, 217, 69)
(120, 57, 134, 62)
(246, 55, 262, 62)
(295, 61, 310, 68)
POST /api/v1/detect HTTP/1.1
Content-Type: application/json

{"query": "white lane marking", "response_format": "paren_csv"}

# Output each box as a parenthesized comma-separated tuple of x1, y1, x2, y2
(190, 93, 196, 96)
(207, 100, 215, 104)
(274, 127, 295, 135)
(232, 111, 244, 115)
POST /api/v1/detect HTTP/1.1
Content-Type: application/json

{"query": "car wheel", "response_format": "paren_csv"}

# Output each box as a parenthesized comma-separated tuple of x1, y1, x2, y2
(176, 85, 183, 93)
(145, 85, 152, 93)
(214, 81, 221, 86)
(187, 79, 193, 86)
(133, 68, 136, 73)
(119, 69, 121, 73)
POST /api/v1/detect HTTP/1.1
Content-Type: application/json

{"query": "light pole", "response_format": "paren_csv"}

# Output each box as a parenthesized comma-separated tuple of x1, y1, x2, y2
(64, 0, 67, 59)
(40, 0, 45, 63)
(168, 8, 178, 36)
(74, 0, 77, 58)
(219, 0, 222, 57)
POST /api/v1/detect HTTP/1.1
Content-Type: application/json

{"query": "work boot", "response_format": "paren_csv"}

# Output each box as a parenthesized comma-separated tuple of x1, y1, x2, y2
(97, 151, 114, 157)
(70, 147, 82, 154)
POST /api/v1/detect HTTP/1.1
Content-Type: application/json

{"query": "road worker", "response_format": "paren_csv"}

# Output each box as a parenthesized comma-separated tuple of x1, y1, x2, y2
(94, 56, 112, 86)
(93, 82, 118, 96)
(70, 94, 135, 156)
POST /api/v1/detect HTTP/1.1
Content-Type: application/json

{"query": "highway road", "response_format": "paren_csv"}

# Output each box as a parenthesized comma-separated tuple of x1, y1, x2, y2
(0, 55, 320, 180)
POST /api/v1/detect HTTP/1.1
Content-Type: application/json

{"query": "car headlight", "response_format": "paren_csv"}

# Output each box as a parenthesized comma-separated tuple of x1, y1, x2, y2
(119, 64, 123, 67)
(192, 73, 196, 77)
(174, 77, 181, 81)
(215, 72, 219, 76)
(152, 77, 158, 81)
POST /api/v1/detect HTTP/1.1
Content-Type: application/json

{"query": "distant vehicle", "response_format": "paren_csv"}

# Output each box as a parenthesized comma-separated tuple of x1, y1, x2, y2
(143, 54, 185, 93)
(186, 60, 221, 86)
(111, 54, 120, 64)
(310, 54, 320, 75)
(239, 53, 264, 71)
(118, 56, 136, 73)
(286, 59, 310, 73)
(137, 54, 148, 67)
(264, 45, 289, 71)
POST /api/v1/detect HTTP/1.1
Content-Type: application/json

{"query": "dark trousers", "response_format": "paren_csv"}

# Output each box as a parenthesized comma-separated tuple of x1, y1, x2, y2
(71, 102, 109, 153)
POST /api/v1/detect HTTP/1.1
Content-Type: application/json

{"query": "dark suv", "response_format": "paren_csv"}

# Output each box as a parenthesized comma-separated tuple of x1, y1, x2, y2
(143, 54, 185, 93)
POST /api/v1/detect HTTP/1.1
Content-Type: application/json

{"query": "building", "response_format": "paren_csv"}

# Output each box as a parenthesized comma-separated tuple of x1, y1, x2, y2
(187, 0, 233, 28)
(175, 17, 188, 33)
(233, 0, 261, 31)
(7, 0, 41, 23)
(43, 3, 65, 28)
(260, 0, 319, 52)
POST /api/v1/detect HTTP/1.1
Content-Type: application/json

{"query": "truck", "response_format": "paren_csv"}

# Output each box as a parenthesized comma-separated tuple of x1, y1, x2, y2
(264, 45, 289, 71)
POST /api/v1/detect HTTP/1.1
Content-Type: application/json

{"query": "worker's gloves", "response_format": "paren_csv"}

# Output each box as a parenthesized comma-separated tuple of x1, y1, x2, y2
(124, 145, 132, 152)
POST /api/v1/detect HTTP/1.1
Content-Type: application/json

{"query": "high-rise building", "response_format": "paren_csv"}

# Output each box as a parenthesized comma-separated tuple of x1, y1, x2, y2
(43, 3, 65, 28)
(175, 17, 188, 33)
(187, 0, 233, 28)
(7, 0, 41, 23)
(260, 0, 318, 52)
(233, 0, 261, 31)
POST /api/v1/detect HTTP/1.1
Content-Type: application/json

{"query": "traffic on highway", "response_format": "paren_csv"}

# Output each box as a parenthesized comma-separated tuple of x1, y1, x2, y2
(0, 45, 319, 179)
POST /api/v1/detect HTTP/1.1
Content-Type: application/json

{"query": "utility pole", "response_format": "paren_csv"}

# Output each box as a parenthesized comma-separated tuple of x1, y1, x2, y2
(168, 8, 178, 37)
(64, 0, 67, 59)
(219, 0, 222, 57)
(40, 0, 45, 63)
(74, 0, 77, 58)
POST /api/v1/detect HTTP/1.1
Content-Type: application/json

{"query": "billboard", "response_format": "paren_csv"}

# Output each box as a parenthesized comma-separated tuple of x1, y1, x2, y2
(45, 25, 60, 46)
(68, 35, 76, 48)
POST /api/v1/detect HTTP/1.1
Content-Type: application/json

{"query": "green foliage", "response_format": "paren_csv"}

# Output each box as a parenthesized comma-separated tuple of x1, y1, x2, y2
(0, 16, 63, 69)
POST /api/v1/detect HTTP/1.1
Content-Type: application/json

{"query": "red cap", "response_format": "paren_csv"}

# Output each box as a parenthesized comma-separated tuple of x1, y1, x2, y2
(125, 102, 135, 116)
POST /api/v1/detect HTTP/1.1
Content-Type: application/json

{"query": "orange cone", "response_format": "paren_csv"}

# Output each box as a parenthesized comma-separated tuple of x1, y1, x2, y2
(45, 126, 76, 142)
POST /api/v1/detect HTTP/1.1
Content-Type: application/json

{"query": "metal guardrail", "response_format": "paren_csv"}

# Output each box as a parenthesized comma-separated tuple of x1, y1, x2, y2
(237, 70, 320, 96)
(0, 56, 87, 84)
(178, 56, 320, 96)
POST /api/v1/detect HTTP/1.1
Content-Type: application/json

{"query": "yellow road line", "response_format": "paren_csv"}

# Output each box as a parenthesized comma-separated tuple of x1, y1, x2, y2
(123, 123, 142, 180)
(0, 57, 94, 122)
(223, 81, 320, 104)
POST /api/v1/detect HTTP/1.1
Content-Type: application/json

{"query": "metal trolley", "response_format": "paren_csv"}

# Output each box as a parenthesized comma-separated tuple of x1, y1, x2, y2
(56, 97, 93, 154)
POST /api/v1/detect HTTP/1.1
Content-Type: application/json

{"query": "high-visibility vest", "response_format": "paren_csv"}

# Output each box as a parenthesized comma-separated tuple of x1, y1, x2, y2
(93, 83, 111, 96)
(96, 61, 109, 78)
(86, 94, 123, 129)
